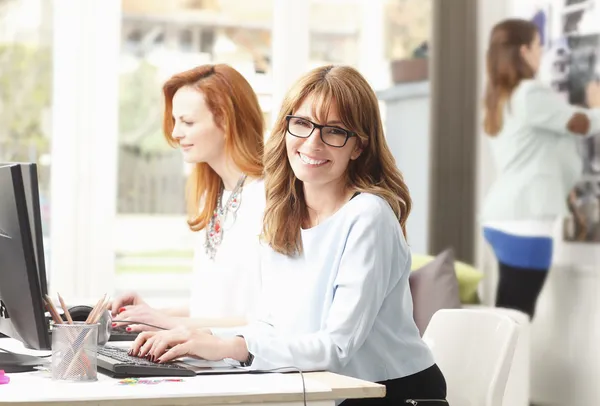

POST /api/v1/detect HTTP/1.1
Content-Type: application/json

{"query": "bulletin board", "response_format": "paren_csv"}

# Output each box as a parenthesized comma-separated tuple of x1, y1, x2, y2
(531, 0, 600, 242)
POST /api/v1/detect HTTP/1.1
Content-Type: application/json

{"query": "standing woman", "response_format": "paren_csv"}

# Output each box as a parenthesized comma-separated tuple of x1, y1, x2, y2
(481, 19, 600, 318)
(111, 64, 266, 331)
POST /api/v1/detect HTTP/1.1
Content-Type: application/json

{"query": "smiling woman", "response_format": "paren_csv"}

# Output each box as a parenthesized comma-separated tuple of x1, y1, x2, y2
(130, 65, 448, 406)
(262, 65, 411, 256)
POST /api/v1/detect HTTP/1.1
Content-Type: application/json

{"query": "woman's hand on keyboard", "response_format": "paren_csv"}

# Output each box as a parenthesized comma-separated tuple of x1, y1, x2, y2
(112, 304, 177, 332)
(130, 327, 230, 363)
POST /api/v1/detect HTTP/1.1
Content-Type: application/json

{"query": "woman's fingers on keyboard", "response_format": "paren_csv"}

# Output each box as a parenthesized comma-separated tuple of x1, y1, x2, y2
(139, 335, 157, 357)
(148, 330, 189, 360)
(129, 331, 156, 356)
(149, 338, 171, 360)
(158, 343, 187, 363)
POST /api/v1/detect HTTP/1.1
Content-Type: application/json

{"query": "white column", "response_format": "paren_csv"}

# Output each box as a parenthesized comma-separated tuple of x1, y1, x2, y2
(270, 0, 310, 126)
(357, 0, 389, 91)
(49, 0, 121, 302)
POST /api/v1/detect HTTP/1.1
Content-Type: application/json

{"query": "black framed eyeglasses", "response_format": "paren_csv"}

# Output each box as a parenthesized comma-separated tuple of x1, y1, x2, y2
(285, 115, 357, 148)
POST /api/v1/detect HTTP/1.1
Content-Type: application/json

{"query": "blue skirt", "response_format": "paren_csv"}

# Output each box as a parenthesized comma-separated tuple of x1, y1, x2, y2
(483, 227, 553, 270)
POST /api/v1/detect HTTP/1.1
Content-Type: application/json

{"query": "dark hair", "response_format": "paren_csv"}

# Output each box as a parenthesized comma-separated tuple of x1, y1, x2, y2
(483, 19, 538, 135)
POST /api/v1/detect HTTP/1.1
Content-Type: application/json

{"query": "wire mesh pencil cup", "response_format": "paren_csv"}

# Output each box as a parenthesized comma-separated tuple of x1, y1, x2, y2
(52, 322, 99, 381)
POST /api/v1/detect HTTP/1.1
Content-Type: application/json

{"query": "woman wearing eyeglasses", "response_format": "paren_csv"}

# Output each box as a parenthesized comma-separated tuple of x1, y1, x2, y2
(111, 64, 266, 332)
(130, 65, 447, 405)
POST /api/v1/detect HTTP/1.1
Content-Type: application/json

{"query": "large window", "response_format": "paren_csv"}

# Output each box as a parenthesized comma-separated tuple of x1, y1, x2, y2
(1, 0, 431, 304)
(0, 0, 53, 273)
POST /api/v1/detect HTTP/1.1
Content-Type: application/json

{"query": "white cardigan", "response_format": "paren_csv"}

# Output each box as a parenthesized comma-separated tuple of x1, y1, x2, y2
(481, 79, 600, 223)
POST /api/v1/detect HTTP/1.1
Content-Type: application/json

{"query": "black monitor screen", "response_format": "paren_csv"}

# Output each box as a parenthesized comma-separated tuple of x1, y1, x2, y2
(0, 164, 50, 350)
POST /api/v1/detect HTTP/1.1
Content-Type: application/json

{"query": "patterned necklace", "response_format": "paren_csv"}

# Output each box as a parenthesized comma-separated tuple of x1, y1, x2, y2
(204, 174, 247, 260)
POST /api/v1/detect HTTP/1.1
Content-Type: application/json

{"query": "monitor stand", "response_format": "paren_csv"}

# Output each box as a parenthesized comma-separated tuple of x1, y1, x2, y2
(0, 352, 47, 373)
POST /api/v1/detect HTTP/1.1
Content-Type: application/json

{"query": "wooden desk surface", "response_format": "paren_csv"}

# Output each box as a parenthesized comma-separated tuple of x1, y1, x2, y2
(0, 371, 385, 405)
(308, 372, 386, 401)
(0, 338, 385, 405)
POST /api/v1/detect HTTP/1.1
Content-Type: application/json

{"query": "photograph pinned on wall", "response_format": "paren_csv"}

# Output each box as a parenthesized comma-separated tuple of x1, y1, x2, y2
(564, 33, 600, 106)
(530, 1, 573, 100)
(542, 36, 571, 99)
(538, 0, 600, 94)
(564, 180, 600, 242)
(541, 33, 600, 103)
(561, 0, 597, 36)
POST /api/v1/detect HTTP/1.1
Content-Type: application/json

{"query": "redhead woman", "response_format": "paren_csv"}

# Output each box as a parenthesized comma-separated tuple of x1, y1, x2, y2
(111, 64, 266, 331)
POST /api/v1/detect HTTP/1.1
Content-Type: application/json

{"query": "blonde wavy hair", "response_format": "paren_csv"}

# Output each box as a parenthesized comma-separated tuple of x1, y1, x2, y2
(262, 65, 412, 256)
(162, 64, 264, 232)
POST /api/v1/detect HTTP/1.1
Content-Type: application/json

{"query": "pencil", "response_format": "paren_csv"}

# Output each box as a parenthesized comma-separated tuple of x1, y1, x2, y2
(85, 294, 106, 324)
(43, 297, 63, 324)
(91, 297, 110, 324)
(57, 293, 73, 324)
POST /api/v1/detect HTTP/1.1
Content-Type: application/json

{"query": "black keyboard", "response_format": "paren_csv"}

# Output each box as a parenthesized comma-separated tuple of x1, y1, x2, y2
(97, 346, 196, 377)
(108, 328, 139, 342)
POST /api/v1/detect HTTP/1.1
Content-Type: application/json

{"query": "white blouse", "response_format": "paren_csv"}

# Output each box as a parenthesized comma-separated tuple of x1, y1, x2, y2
(188, 179, 265, 321)
(213, 193, 435, 384)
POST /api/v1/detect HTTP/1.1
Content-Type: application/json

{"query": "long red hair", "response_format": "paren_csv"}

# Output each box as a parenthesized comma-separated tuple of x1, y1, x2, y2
(162, 64, 264, 231)
(483, 19, 538, 135)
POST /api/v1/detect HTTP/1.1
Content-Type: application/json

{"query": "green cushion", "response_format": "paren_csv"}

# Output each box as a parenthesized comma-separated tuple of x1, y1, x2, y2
(411, 254, 484, 304)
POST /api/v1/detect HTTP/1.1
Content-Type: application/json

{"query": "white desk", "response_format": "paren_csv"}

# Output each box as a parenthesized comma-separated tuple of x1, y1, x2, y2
(0, 339, 385, 406)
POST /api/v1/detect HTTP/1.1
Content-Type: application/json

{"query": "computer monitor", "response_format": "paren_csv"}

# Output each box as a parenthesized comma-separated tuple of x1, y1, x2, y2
(8, 162, 49, 296)
(0, 163, 51, 351)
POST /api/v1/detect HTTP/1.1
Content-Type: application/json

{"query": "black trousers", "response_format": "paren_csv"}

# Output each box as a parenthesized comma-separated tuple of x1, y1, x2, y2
(495, 261, 549, 319)
(339, 364, 447, 405)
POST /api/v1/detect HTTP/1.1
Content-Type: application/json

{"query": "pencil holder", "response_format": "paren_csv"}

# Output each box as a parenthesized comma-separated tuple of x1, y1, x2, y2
(52, 322, 99, 381)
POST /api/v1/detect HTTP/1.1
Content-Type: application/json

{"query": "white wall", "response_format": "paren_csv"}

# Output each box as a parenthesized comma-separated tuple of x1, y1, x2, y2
(378, 82, 431, 255)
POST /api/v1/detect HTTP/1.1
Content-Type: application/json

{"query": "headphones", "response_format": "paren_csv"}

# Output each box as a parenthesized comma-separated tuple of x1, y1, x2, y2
(65, 305, 112, 346)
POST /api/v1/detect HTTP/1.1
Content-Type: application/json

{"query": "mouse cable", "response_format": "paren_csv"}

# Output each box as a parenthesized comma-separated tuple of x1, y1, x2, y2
(111, 320, 168, 330)
(241, 366, 307, 406)
(261, 366, 306, 406)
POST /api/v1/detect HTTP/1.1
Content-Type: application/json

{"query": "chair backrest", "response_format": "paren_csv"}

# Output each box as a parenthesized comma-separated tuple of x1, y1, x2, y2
(423, 308, 519, 406)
